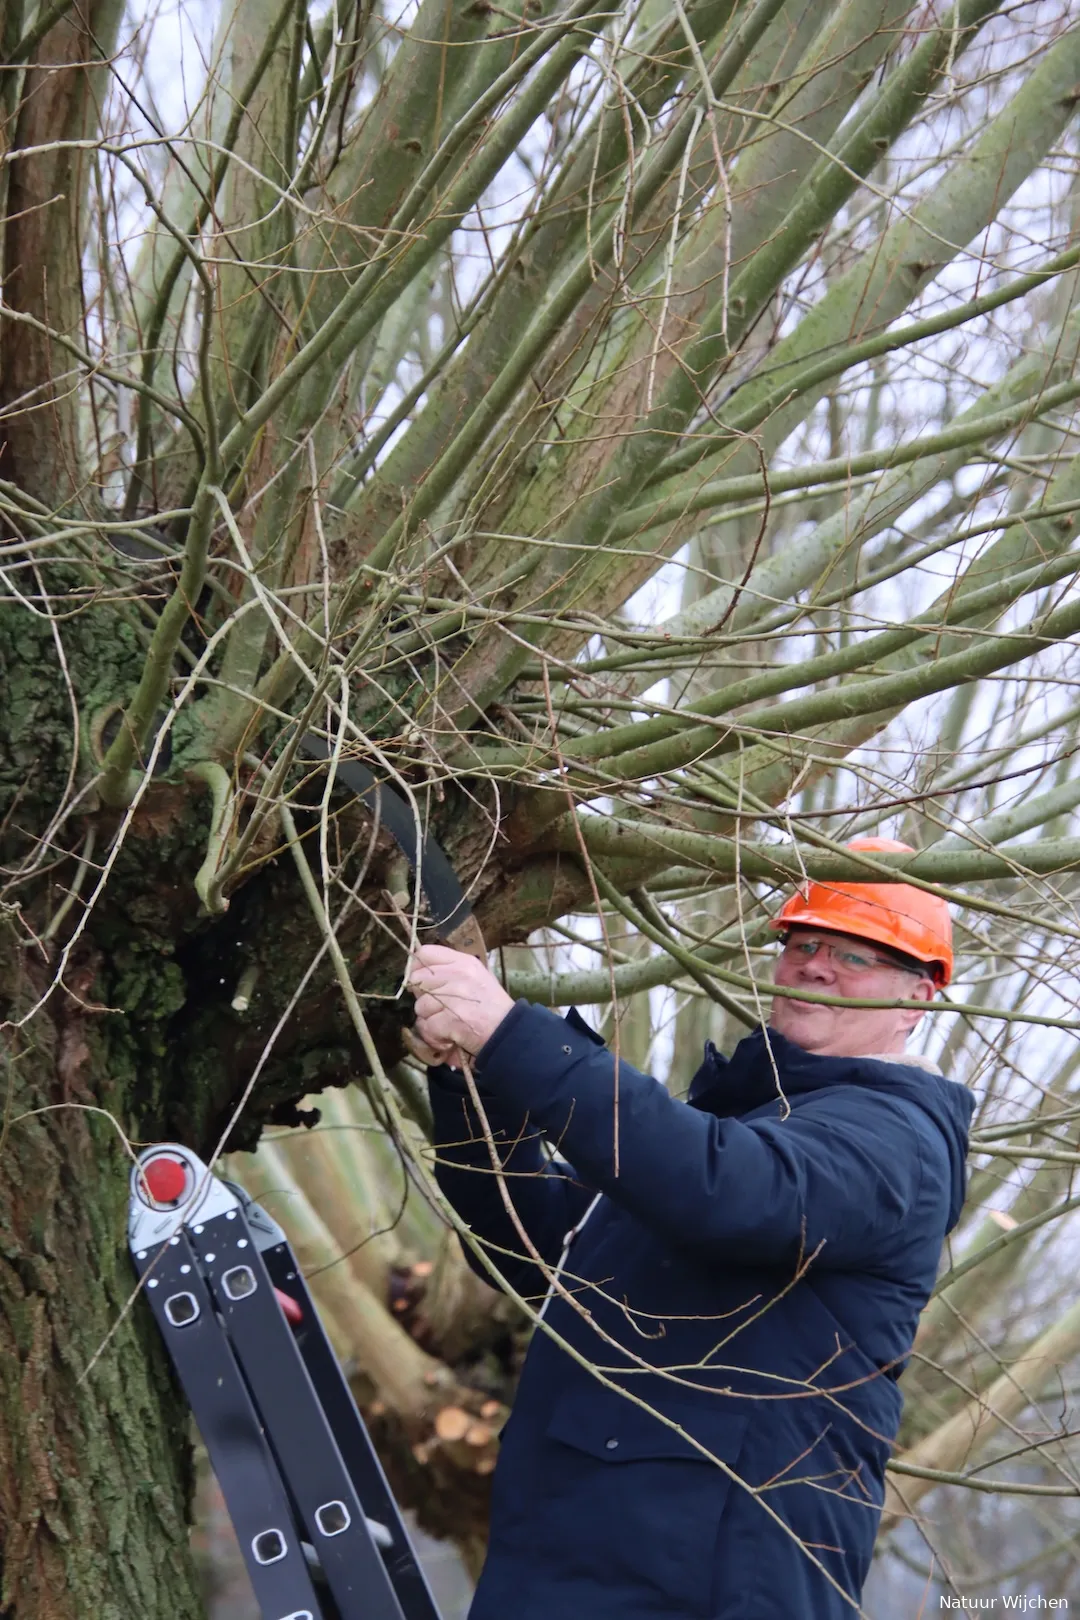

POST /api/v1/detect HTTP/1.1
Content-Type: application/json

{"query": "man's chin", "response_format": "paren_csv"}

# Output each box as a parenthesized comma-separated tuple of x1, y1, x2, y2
(770, 1001, 834, 1044)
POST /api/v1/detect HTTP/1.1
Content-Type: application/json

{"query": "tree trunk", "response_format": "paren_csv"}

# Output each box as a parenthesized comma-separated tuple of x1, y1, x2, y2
(0, 940, 203, 1617)
(0, 589, 349, 1614)
(0, 582, 520, 1609)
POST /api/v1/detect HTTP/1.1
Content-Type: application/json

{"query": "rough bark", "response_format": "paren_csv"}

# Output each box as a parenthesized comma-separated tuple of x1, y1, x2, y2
(0, 933, 202, 1618)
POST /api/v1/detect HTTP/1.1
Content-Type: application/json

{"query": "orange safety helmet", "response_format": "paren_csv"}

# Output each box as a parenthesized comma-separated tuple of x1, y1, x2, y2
(770, 837, 953, 986)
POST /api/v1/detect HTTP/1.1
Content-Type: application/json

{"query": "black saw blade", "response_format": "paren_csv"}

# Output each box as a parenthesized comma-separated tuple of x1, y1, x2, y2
(297, 733, 485, 960)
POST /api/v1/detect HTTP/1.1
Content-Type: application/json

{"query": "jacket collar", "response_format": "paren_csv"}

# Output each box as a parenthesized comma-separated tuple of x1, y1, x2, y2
(688, 1026, 938, 1117)
(692, 1027, 973, 1230)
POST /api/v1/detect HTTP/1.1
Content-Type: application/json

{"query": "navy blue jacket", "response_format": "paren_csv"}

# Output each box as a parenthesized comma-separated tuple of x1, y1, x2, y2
(428, 1003, 973, 1620)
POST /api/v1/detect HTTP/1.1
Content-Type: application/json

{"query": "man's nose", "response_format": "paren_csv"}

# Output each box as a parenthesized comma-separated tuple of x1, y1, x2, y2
(798, 947, 836, 981)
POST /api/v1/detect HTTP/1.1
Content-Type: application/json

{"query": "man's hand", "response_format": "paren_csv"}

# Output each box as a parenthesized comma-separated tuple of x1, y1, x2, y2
(408, 944, 516, 1065)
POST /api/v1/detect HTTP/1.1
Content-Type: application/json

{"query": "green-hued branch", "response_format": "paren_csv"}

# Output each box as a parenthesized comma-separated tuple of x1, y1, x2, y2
(199, 0, 302, 458)
(189, 760, 238, 914)
(122, 0, 298, 516)
(98, 486, 218, 805)
(592, 869, 757, 1029)
(884, 1295, 1080, 1526)
(504, 782, 1080, 1006)
(884, 1463, 1080, 1500)
(442, 0, 892, 603)
(544, 492, 1080, 687)
(450, 0, 1009, 716)
(506, 950, 736, 1008)
(912, 1061, 1080, 1374)
(5, 0, 76, 64)
(931, 1191, 1080, 1301)
(535, 826, 1080, 888)
(544, 20, 1080, 655)
(642, 241, 1080, 495)
(504, 928, 1080, 1027)
(290, 17, 606, 414)
(253, 0, 615, 454)
(334, 0, 744, 549)
(350, 0, 792, 580)
(300, 0, 503, 328)
(640, 18, 1080, 510)
(611, 374, 1080, 543)
(476, 542, 1080, 783)
(637, 303, 1080, 662)
(935, 776, 1080, 853)
(251, 0, 789, 710)
(533, 552, 1080, 786)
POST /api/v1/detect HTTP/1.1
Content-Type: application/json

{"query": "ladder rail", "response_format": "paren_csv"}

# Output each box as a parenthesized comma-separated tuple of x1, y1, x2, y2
(259, 1236, 442, 1620)
(131, 1228, 326, 1620)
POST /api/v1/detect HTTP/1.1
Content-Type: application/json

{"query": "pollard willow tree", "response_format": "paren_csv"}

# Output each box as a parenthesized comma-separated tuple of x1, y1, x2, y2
(2, 0, 1080, 1611)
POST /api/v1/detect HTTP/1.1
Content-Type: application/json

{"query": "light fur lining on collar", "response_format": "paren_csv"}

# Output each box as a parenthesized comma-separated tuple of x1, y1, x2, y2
(858, 1051, 942, 1075)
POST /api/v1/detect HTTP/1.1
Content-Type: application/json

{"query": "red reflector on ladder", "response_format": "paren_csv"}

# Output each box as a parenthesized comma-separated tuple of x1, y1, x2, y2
(142, 1156, 188, 1204)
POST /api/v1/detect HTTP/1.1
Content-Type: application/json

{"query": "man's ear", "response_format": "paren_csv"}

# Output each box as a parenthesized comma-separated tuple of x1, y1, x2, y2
(899, 975, 935, 1031)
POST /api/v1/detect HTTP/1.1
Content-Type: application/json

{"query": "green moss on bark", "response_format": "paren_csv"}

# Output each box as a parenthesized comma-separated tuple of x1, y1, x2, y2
(0, 951, 203, 1618)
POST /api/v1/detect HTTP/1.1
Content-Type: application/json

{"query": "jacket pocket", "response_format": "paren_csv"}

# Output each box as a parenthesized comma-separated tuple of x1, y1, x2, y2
(540, 1384, 750, 1616)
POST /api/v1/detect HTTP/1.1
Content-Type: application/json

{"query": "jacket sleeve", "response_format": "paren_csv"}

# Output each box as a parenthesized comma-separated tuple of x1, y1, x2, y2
(427, 1008, 598, 1298)
(472, 1001, 935, 1273)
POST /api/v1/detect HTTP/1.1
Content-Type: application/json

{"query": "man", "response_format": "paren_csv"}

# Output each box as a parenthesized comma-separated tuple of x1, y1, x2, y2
(409, 838, 973, 1619)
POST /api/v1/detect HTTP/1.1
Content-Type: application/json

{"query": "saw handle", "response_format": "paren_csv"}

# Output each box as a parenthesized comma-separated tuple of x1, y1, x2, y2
(441, 913, 487, 962)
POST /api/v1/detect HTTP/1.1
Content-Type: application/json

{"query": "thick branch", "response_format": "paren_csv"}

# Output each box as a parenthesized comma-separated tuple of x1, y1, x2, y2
(0, 0, 123, 504)
(534, 828, 1080, 887)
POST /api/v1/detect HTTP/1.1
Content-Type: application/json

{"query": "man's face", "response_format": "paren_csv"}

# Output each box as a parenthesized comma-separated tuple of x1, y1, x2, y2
(769, 927, 935, 1057)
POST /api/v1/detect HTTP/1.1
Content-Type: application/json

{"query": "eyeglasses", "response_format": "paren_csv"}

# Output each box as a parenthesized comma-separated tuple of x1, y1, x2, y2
(782, 936, 927, 977)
